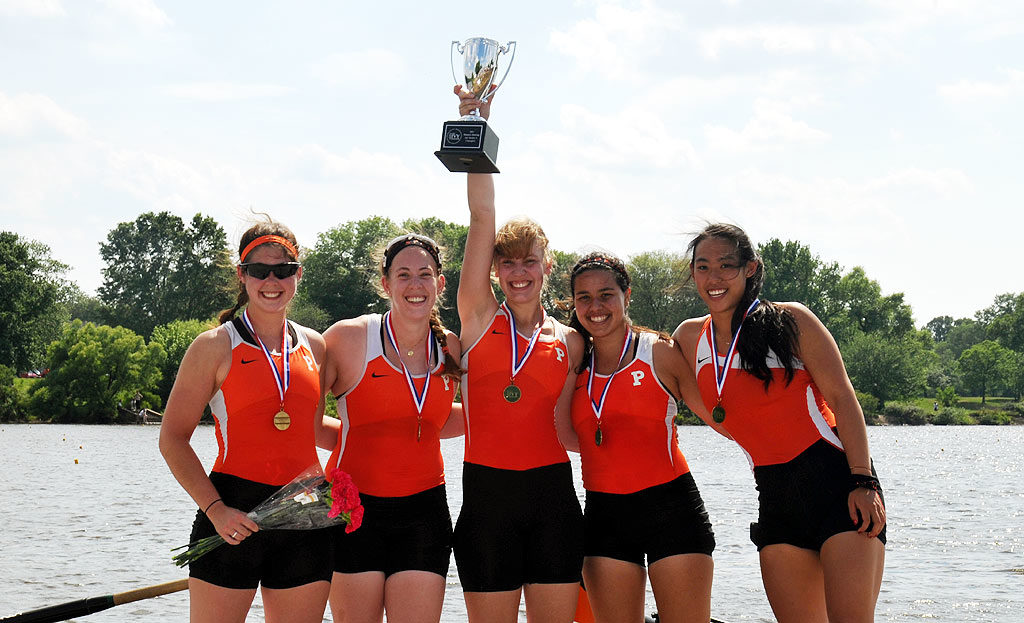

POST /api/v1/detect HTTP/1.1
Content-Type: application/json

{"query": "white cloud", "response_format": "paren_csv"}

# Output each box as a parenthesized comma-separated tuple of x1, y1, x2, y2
(705, 99, 829, 153)
(0, 0, 65, 17)
(310, 49, 407, 87)
(699, 24, 818, 60)
(95, 0, 171, 28)
(549, 1, 684, 79)
(0, 92, 88, 138)
(158, 82, 293, 101)
(527, 103, 700, 171)
(938, 69, 1024, 103)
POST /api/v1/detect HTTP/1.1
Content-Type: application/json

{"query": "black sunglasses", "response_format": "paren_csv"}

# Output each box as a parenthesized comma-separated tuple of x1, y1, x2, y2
(240, 262, 301, 280)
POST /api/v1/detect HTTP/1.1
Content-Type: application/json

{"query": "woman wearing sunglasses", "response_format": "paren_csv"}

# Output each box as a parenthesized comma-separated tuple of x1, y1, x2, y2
(160, 220, 334, 623)
(672, 223, 886, 623)
(452, 87, 585, 623)
(320, 233, 463, 623)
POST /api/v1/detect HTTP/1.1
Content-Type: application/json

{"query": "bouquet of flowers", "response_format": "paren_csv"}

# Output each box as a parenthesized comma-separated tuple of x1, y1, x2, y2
(172, 464, 363, 567)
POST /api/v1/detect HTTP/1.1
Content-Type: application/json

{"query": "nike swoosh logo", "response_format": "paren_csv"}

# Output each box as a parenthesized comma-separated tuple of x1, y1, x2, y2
(696, 356, 711, 364)
(371, 372, 388, 378)
(491, 330, 505, 335)
(241, 359, 257, 364)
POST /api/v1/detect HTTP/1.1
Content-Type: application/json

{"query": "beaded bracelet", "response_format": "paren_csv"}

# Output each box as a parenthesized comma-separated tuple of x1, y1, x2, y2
(849, 474, 883, 494)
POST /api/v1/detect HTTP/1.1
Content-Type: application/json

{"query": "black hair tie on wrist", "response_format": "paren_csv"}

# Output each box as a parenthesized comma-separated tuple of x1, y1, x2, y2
(849, 474, 883, 494)
(203, 498, 223, 514)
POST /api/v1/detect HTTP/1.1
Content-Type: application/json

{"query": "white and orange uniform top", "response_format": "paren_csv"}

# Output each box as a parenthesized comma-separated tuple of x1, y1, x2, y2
(694, 316, 843, 468)
(571, 331, 690, 494)
(460, 306, 571, 470)
(209, 318, 322, 486)
(326, 314, 457, 498)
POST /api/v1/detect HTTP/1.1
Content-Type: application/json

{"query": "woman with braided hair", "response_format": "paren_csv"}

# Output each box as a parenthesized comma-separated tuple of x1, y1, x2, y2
(321, 233, 463, 623)
(160, 219, 334, 622)
(672, 223, 886, 623)
(566, 251, 715, 623)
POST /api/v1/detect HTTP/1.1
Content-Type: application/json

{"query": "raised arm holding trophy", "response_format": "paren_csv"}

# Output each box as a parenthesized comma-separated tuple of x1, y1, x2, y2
(435, 37, 516, 173)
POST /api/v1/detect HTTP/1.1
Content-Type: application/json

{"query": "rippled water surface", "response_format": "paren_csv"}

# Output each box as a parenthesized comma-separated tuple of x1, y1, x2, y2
(1, 425, 1021, 621)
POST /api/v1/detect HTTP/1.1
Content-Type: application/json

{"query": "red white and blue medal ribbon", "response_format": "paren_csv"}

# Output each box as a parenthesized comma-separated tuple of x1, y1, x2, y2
(587, 328, 633, 447)
(241, 309, 291, 430)
(501, 302, 546, 403)
(708, 298, 760, 423)
(383, 311, 433, 416)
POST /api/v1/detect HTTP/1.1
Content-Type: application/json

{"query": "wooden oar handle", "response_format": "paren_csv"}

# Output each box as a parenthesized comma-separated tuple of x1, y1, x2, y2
(112, 578, 189, 605)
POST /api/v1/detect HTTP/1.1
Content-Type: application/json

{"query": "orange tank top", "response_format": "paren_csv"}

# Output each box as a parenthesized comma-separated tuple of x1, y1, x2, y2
(694, 316, 842, 467)
(461, 307, 571, 470)
(571, 331, 690, 493)
(209, 318, 321, 486)
(326, 314, 456, 497)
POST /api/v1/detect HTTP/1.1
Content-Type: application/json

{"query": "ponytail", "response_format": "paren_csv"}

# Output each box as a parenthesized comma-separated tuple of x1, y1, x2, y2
(218, 283, 249, 325)
(429, 308, 463, 379)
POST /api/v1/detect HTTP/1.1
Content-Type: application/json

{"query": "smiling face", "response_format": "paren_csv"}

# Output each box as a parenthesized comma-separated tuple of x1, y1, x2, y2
(691, 236, 758, 314)
(238, 244, 301, 315)
(494, 241, 551, 306)
(382, 246, 444, 321)
(572, 268, 630, 340)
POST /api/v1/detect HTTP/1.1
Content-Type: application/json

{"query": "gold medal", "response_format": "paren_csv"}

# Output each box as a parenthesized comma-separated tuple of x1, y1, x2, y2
(712, 403, 726, 424)
(503, 383, 522, 403)
(595, 425, 603, 447)
(273, 410, 291, 430)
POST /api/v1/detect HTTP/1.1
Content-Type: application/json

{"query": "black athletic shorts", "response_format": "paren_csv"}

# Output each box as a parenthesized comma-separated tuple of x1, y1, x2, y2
(584, 472, 716, 566)
(750, 439, 888, 551)
(333, 484, 452, 578)
(187, 471, 332, 590)
(454, 461, 584, 592)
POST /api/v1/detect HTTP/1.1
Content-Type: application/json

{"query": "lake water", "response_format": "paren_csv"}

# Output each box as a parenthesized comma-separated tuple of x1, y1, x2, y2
(0, 424, 1021, 622)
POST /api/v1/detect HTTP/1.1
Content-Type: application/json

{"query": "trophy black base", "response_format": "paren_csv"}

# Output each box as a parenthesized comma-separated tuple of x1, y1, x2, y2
(435, 119, 500, 173)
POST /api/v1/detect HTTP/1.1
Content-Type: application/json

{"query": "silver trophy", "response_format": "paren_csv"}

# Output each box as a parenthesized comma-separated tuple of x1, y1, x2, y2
(435, 37, 516, 173)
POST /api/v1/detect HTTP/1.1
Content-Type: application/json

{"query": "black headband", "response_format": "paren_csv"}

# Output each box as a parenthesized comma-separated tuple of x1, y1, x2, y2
(571, 255, 630, 289)
(382, 234, 442, 273)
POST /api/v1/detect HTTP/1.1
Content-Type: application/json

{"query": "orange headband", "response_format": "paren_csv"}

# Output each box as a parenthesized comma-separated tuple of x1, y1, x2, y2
(239, 235, 299, 263)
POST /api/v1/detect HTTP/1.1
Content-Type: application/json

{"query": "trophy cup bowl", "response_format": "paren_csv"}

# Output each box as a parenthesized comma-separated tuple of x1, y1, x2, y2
(435, 37, 516, 173)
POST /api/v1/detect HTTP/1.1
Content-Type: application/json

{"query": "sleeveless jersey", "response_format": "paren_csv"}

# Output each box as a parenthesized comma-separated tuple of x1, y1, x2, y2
(209, 318, 321, 486)
(694, 316, 843, 467)
(326, 314, 456, 497)
(571, 331, 690, 494)
(460, 307, 571, 470)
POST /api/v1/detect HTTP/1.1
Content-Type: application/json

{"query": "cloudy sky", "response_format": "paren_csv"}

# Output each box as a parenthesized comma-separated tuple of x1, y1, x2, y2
(2, 0, 1021, 326)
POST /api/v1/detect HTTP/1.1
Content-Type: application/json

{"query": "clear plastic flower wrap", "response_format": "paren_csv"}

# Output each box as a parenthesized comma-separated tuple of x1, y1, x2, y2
(172, 464, 363, 567)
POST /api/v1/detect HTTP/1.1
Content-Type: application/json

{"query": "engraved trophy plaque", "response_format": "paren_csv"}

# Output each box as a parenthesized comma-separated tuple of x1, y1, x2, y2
(435, 37, 516, 173)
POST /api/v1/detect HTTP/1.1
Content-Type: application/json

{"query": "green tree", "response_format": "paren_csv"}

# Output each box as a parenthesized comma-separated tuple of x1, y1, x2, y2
(150, 318, 211, 405)
(939, 319, 988, 361)
(0, 232, 71, 370)
(1009, 352, 1024, 401)
(0, 364, 20, 422)
(834, 267, 914, 344)
(626, 251, 702, 333)
(543, 249, 576, 324)
(31, 320, 165, 423)
(984, 292, 1024, 352)
(844, 330, 932, 404)
(98, 212, 234, 338)
(300, 216, 401, 324)
(958, 340, 1015, 403)
(758, 238, 843, 324)
(925, 315, 955, 343)
(65, 284, 110, 325)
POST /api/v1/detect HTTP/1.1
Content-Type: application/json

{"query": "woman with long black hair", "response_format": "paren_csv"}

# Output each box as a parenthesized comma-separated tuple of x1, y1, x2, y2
(673, 223, 886, 623)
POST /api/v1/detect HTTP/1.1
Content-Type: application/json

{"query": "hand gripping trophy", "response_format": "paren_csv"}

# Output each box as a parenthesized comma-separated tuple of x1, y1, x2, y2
(435, 37, 516, 173)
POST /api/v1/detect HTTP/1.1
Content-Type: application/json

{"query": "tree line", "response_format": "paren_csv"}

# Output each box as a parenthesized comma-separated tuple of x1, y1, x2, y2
(2, 212, 1022, 424)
